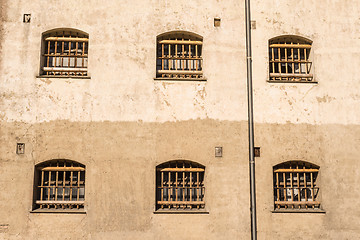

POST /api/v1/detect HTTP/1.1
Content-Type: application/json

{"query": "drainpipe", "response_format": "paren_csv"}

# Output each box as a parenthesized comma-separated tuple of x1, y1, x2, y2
(245, 0, 257, 239)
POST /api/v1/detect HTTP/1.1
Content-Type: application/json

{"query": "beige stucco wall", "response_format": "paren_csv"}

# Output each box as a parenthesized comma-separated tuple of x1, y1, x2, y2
(0, 0, 359, 239)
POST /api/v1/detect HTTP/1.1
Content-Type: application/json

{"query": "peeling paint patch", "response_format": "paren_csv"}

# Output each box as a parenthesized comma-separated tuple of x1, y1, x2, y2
(316, 95, 335, 103)
(40, 78, 52, 85)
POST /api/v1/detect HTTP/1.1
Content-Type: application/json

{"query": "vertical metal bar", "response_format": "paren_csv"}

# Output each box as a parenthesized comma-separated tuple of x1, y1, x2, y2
(46, 41, 50, 75)
(297, 47, 301, 78)
(303, 166, 307, 208)
(48, 171, 51, 201)
(55, 169, 59, 202)
(190, 165, 192, 209)
(197, 171, 200, 209)
(182, 42, 185, 77)
(304, 48, 308, 74)
(276, 172, 279, 209)
(189, 43, 192, 76)
(70, 170, 73, 201)
(297, 171, 300, 202)
(245, 0, 257, 238)
(285, 46, 288, 74)
(161, 43, 164, 78)
(271, 47, 275, 81)
(175, 42, 178, 74)
(291, 42, 294, 79)
(40, 170, 44, 202)
(310, 172, 314, 202)
(54, 41, 58, 71)
(75, 41, 78, 70)
(182, 162, 185, 209)
(168, 170, 171, 208)
(77, 171, 80, 201)
(168, 44, 171, 77)
(68, 38, 71, 76)
(290, 170, 293, 208)
(62, 171, 66, 201)
(61, 40, 64, 76)
(161, 171, 164, 209)
(175, 165, 178, 202)
(195, 45, 198, 71)
(82, 41, 85, 76)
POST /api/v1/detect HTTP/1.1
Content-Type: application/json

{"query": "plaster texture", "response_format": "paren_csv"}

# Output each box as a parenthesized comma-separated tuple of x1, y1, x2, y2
(0, 0, 359, 239)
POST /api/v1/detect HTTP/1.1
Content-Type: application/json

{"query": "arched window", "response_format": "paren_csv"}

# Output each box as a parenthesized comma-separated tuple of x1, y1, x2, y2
(156, 31, 204, 80)
(33, 159, 85, 210)
(269, 35, 314, 82)
(40, 29, 89, 76)
(273, 161, 320, 210)
(156, 160, 205, 210)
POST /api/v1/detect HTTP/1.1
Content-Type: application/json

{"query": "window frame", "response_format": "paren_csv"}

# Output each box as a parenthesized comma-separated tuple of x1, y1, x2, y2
(272, 161, 322, 212)
(154, 31, 206, 81)
(155, 160, 207, 213)
(39, 28, 89, 78)
(268, 35, 316, 83)
(32, 159, 86, 213)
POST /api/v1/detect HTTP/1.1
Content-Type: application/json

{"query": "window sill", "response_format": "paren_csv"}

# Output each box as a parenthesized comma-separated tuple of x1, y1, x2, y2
(30, 209, 86, 214)
(154, 77, 207, 82)
(272, 209, 325, 214)
(36, 75, 91, 79)
(267, 80, 317, 84)
(154, 209, 209, 214)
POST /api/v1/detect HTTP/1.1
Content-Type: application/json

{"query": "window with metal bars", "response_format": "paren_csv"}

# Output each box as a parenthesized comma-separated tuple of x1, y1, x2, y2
(273, 161, 320, 210)
(156, 161, 205, 211)
(34, 160, 85, 210)
(269, 36, 314, 82)
(156, 31, 204, 80)
(41, 29, 88, 77)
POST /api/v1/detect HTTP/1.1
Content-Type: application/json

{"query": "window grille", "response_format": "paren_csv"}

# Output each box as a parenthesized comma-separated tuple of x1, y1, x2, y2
(41, 29, 88, 76)
(156, 161, 205, 210)
(273, 161, 320, 210)
(269, 36, 313, 82)
(35, 160, 85, 210)
(156, 32, 204, 80)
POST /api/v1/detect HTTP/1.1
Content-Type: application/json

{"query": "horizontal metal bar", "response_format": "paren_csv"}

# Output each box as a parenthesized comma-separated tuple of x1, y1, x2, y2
(36, 200, 84, 204)
(158, 70, 203, 75)
(39, 166, 85, 171)
(158, 56, 202, 60)
(275, 201, 320, 205)
(158, 186, 204, 189)
(45, 37, 88, 42)
(158, 168, 204, 172)
(269, 44, 311, 49)
(43, 67, 87, 72)
(44, 54, 88, 58)
(274, 169, 318, 173)
(157, 201, 204, 205)
(270, 73, 313, 78)
(269, 60, 311, 63)
(158, 40, 202, 45)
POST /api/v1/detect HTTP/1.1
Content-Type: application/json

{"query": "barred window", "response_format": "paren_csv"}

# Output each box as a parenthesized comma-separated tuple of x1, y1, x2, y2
(34, 160, 85, 210)
(156, 31, 204, 80)
(41, 29, 88, 76)
(269, 36, 314, 82)
(273, 161, 320, 210)
(156, 161, 205, 211)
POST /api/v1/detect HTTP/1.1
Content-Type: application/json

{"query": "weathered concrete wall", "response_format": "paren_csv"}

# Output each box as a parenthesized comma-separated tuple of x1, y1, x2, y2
(0, 0, 359, 239)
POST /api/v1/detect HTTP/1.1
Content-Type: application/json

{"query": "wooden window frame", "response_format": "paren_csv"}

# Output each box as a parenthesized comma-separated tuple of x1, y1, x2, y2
(273, 161, 321, 211)
(155, 160, 205, 212)
(155, 31, 206, 81)
(40, 29, 89, 77)
(33, 160, 85, 212)
(268, 35, 316, 83)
